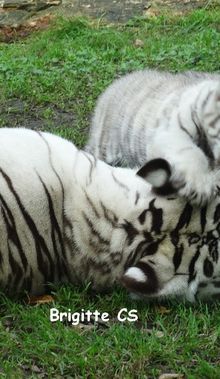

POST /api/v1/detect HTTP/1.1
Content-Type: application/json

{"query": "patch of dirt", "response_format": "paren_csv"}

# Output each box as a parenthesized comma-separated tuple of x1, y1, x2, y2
(0, 14, 54, 42)
(55, 0, 218, 21)
(0, 1, 218, 42)
(0, 99, 76, 130)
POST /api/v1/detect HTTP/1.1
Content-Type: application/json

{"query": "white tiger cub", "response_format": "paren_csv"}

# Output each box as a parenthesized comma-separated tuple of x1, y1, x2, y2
(86, 70, 220, 205)
(1, 128, 220, 302)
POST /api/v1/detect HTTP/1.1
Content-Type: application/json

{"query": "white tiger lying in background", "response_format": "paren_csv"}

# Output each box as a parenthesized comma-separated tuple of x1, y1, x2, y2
(0, 128, 220, 302)
(86, 70, 220, 205)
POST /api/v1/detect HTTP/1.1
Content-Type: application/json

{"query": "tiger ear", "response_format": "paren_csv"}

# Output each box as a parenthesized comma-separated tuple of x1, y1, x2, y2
(136, 158, 177, 196)
(121, 261, 159, 295)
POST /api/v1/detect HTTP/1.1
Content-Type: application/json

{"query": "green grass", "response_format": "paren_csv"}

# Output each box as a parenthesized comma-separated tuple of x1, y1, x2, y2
(0, 8, 220, 146)
(0, 7, 220, 378)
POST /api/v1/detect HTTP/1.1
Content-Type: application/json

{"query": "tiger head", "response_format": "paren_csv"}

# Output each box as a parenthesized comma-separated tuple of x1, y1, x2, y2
(121, 158, 220, 302)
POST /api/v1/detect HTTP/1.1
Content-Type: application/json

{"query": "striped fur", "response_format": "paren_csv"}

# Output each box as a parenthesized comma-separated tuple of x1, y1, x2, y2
(1, 128, 220, 302)
(86, 70, 220, 205)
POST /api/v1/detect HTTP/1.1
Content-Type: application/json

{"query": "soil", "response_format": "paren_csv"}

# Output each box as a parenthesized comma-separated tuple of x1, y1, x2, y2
(0, 99, 77, 131)
(58, 0, 210, 21)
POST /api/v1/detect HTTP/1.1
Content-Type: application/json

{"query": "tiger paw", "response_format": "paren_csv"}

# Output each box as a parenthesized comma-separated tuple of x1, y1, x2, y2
(171, 168, 220, 205)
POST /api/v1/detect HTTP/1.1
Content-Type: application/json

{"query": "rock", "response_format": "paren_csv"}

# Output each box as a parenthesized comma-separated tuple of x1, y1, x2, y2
(0, 9, 30, 27)
(0, 0, 217, 29)
(0, 0, 61, 27)
(0, 1, 34, 8)
(0, 1, 61, 9)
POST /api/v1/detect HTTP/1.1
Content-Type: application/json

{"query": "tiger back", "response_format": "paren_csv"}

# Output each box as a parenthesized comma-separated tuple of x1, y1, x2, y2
(86, 69, 220, 205)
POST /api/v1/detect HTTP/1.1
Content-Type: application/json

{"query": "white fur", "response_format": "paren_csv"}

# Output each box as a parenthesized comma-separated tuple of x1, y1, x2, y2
(0, 128, 220, 302)
(124, 267, 147, 283)
(87, 70, 220, 204)
(145, 169, 168, 188)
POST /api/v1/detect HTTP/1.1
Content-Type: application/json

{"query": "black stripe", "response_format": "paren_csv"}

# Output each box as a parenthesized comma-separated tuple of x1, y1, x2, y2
(178, 114, 194, 140)
(144, 238, 165, 256)
(149, 199, 163, 234)
(40, 147, 68, 279)
(123, 220, 139, 245)
(124, 240, 150, 270)
(209, 114, 220, 128)
(171, 203, 193, 247)
(37, 131, 68, 263)
(38, 175, 69, 281)
(198, 282, 207, 288)
(100, 201, 118, 225)
(0, 168, 55, 282)
(83, 212, 109, 246)
(188, 248, 200, 283)
(82, 151, 97, 185)
(203, 258, 214, 278)
(6, 237, 23, 291)
(124, 235, 165, 271)
(98, 109, 110, 161)
(138, 209, 147, 225)
(138, 199, 163, 234)
(84, 191, 100, 218)
(0, 192, 28, 271)
(214, 204, 220, 224)
(135, 191, 140, 205)
(191, 107, 214, 162)
(213, 281, 220, 288)
(208, 239, 218, 263)
(111, 171, 130, 193)
(23, 267, 33, 293)
(0, 249, 3, 270)
(124, 81, 153, 163)
(197, 131, 214, 162)
(110, 251, 122, 265)
(191, 107, 202, 135)
(88, 235, 109, 255)
(87, 256, 111, 275)
(200, 205, 207, 233)
(173, 244, 184, 271)
(201, 90, 214, 110)
(174, 203, 193, 232)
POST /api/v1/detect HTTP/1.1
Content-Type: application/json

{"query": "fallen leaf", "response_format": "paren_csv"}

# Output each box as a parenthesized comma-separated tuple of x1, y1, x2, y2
(26, 294, 54, 305)
(155, 330, 165, 338)
(142, 328, 164, 338)
(74, 323, 96, 331)
(155, 305, 171, 314)
(31, 365, 42, 374)
(159, 374, 184, 379)
(134, 39, 144, 47)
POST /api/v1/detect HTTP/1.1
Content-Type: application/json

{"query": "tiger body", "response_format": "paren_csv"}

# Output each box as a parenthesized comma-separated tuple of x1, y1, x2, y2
(1, 128, 220, 302)
(87, 70, 220, 204)
(0, 128, 139, 295)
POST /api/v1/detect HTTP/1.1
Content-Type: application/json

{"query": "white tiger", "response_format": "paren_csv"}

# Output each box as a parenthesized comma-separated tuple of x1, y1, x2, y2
(86, 70, 220, 205)
(1, 128, 220, 302)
